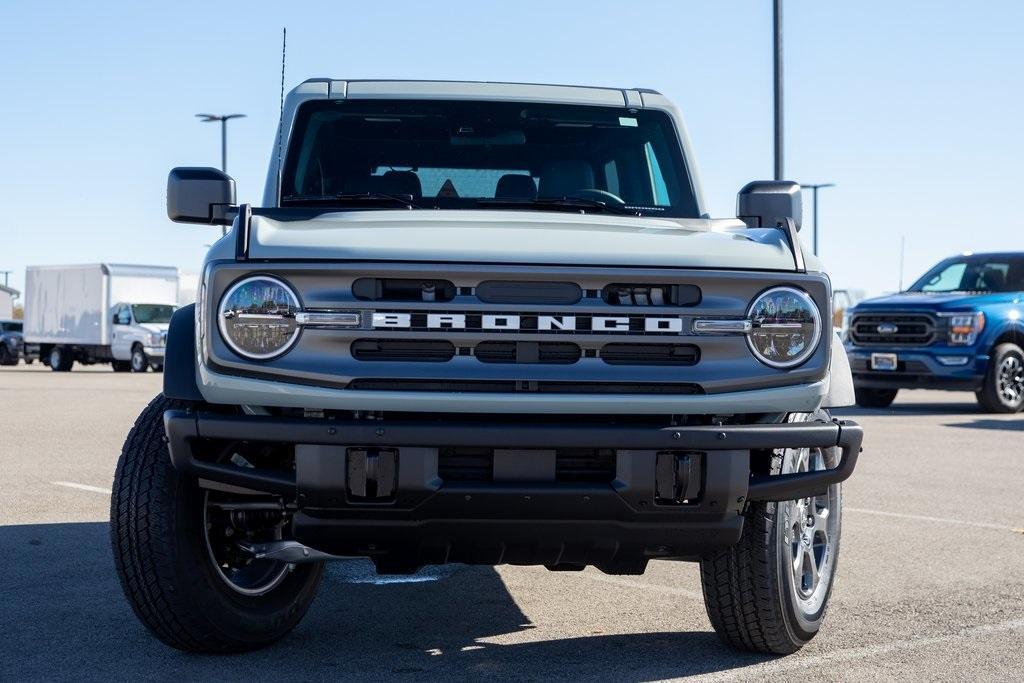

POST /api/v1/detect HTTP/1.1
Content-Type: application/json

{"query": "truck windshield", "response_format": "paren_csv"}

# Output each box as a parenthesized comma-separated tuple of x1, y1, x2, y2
(908, 255, 1024, 293)
(280, 99, 701, 218)
(132, 304, 176, 324)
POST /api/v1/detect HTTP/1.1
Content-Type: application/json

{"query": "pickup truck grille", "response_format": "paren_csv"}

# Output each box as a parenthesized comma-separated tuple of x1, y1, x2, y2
(850, 313, 936, 345)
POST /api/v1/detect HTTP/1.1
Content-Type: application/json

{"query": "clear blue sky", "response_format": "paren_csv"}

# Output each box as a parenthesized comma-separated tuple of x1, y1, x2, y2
(2, 1, 1021, 299)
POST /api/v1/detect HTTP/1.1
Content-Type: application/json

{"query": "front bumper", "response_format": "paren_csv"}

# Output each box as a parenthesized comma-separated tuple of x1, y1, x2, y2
(164, 411, 861, 568)
(143, 346, 166, 361)
(846, 346, 987, 390)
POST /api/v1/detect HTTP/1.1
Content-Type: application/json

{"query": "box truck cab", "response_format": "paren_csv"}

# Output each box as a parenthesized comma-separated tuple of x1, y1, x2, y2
(23, 264, 179, 372)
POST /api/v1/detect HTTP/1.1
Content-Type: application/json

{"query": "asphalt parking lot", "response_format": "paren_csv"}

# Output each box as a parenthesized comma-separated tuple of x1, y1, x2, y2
(2, 364, 1022, 681)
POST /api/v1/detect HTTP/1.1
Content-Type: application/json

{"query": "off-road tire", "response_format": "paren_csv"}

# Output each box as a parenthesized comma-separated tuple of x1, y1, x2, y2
(699, 410, 842, 655)
(976, 343, 1024, 413)
(110, 395, 325, 653)
(111, 360, 132, 372)
(854, 387, 897, 408)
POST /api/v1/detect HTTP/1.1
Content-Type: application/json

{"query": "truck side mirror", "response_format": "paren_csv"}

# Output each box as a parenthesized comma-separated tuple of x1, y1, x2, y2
(167, 167, 237, 225)
(737, 181, 802, 231)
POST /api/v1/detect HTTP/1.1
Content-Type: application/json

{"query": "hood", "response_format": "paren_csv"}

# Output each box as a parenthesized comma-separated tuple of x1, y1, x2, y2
(854, 291, 1020, 311)
(138, 323, 170, 334)
(246, 210, 803, 272)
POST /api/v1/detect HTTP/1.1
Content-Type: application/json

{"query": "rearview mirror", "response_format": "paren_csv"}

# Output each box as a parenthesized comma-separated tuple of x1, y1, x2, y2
(736, 181, 802, 231)
(167, 167, 236, 225)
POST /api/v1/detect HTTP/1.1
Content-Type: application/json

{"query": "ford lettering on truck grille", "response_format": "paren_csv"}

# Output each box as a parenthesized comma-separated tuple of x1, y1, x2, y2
(370, 312, 685, 334)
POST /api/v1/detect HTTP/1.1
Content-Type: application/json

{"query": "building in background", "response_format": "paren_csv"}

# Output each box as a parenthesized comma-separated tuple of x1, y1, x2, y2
(0, 284, 19, 319)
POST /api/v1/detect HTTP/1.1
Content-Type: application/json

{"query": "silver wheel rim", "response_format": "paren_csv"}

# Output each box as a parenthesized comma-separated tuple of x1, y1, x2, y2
(997, 355, 1024, 405)
(50, 348, 61, 367)
(781, 443, 841, 614)
(202, 491, 292, 596)
(131, 349, 145, 372)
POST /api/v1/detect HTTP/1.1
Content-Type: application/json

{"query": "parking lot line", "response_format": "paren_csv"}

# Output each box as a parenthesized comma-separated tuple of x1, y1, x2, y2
(846, 506, 1023, 533)
(50, 481, 112, 495)
(694, 617, 1024, 681)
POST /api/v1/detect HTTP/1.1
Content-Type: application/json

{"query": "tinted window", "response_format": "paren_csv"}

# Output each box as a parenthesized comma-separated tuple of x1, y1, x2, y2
(132, 304, 176, 324)
(908, 256, 1024, 293)
(281, 99, 700, 217)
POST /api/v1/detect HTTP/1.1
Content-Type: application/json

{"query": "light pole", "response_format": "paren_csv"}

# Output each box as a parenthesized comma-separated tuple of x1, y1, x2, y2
(799, 183, 835, 256)
(196, 113, 245, 173)
(773, 0, 784, 180)
(196, 113, 245, 235)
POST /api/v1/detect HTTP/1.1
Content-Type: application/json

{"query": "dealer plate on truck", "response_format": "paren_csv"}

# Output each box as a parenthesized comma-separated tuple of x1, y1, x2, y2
(871, 352, 898, 371)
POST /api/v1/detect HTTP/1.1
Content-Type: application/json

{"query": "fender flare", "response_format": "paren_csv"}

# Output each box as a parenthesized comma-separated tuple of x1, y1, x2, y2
(163, 304, 203, 402)
(823, 331, 855, 408)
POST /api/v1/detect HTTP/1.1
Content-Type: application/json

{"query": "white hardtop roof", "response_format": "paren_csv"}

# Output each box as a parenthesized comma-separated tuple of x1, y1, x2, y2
(298, 79, 664, 108)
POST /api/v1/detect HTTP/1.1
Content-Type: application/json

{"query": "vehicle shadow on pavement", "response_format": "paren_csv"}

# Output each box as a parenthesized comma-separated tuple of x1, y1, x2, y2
(835, 401, 982, 417)
(945, 418, 1024, 431)
(3, 522, 773, 681)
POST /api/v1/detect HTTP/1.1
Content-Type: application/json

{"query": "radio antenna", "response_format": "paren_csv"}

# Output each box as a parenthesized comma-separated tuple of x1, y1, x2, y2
(276, 27, 287, 204)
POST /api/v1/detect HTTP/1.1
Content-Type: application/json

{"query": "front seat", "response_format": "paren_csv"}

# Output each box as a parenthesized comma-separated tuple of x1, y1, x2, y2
(538, 160, 595, 198)
(378, 170, 422, 198)
(495, 174, 537, 200)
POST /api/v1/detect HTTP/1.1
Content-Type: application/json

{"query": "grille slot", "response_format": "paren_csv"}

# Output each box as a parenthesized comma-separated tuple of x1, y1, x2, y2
(438, 448, 492, 482)
(850, 313, 936, 345)
(438, 448, 616, 483)
(347, 379, 703, 394)
(476, 280, 581, 305)
(351, 339, 455, 362)
(602, 283, 701, 306)
(475, 341, 581, 364)
(600, 343, 700, 366)
(352, 278, 456, 302)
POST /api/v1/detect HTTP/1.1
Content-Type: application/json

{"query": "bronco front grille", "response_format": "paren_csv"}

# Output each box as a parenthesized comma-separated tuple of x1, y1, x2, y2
(347, 379, 704, 394)
(850, 312, 936, 345)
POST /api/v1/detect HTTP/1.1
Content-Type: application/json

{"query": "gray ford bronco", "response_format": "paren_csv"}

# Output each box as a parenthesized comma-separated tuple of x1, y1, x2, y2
(111, 80, 862, 655)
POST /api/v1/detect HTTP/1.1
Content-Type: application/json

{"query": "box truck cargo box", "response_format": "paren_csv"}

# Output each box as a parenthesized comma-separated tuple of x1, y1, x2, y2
(24, 264, 179, 372)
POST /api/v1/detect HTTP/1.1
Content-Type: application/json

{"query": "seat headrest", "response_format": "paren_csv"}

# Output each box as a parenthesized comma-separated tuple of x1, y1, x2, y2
(495, 174, 537, 200)
(538, 160, 595, 198)
(343, 170, 422, 198)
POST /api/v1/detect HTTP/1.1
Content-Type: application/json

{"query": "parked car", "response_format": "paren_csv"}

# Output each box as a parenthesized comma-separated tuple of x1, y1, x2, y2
(23, 264, 179, 372)
(846, 252, 1024, 411)
(110, 79, 862, 655)
(0, 319, 23, 365)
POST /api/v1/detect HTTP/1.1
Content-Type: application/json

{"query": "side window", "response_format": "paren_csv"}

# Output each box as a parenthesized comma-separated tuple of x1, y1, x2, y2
(921, 263, 966, 292)
(644, 142, 670, 205)
(116, 305, 131, 325)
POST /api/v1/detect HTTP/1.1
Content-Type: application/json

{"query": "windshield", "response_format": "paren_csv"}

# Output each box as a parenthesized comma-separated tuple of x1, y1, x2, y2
(280, 99, 700, 218)
(908, 255, 1024, 293)
(131, 304, 176, 324)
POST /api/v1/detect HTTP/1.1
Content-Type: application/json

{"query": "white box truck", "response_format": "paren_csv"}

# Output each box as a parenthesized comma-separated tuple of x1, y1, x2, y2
(23, 264, 179, 372)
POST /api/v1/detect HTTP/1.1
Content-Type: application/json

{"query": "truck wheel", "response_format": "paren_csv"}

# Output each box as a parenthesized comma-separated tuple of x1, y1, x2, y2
(700, 410, 842, 655)
(0, 344, 15, 366)
(853, 387, 897, 408)
(112, 360, 132, 372)
(130, 346, 149, 372)
(976, 343, 1024, 413)
(49, 346, 73, 372)
(110, 395, 325, 652)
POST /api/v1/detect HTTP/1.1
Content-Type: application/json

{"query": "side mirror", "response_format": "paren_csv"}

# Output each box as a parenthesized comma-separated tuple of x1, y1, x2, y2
(737, 181, 802, 231)
(167, 167, 236, 225)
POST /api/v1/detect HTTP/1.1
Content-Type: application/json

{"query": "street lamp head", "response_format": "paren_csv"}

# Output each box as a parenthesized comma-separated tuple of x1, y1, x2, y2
(195, 113, 246, 123)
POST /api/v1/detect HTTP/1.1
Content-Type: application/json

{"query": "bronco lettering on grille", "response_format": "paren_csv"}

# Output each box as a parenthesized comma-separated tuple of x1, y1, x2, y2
(370, 312, 684, 334)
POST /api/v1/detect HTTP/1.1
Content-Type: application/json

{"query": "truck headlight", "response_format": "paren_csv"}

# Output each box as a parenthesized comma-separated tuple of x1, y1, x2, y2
(746, 287, 821, 368)
(218, 276, 301, 359)
(940, 311, 984, 346)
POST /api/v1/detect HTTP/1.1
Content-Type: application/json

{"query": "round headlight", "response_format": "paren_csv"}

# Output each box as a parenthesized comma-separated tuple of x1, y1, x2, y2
(746, 287, 821, 368)
(218, 276, 301, 359)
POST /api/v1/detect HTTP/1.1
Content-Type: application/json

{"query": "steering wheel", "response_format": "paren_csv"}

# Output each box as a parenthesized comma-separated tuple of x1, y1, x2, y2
(566, 189, 627, 207)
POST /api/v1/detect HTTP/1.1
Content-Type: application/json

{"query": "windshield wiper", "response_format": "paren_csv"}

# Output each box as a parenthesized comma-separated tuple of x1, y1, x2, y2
(281, 192, 418, 209)
(476, 197, 632, 215)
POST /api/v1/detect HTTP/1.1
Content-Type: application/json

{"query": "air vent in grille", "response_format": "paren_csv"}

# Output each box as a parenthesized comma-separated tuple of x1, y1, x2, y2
(555, 449, 616, 482)
(438, 448, 492, 482)
(352, 278, 456, 302)
(475, 341, 581, 364)
(850, 313, 935, 345)
(347, 379, 704, 394)
(600, 343, 700, 365)
(351, 339, 455, 362)
(476, 280, 581, 305)
(602, 283, 701, 306)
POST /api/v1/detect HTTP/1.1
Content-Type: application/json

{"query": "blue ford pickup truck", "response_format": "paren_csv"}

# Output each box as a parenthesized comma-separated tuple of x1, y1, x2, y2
(846, 252, 1024, 412)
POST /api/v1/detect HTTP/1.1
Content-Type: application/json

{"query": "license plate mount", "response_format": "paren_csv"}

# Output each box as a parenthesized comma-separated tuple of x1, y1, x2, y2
(870, 352, 898, 371)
